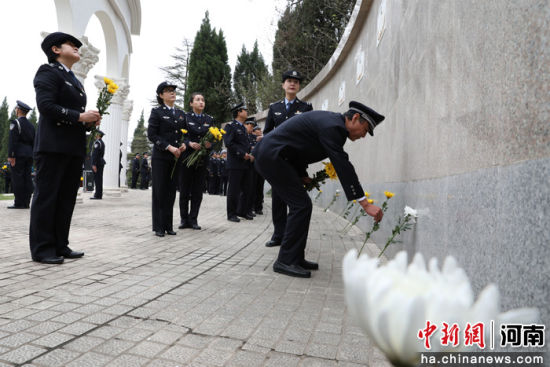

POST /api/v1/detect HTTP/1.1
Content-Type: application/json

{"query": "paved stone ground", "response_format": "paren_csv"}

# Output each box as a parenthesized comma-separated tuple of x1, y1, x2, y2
(0, 189, 390, 367)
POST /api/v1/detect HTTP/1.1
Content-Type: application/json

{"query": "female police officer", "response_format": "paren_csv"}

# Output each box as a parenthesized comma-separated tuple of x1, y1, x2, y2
(30, 32, 101, 264)
(178, 92, 214, 230)
(147, 82, 186, 237)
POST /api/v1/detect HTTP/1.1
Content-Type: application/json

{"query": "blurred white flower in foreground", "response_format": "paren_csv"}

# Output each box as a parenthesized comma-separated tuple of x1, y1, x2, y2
(342, 249, 539, 367)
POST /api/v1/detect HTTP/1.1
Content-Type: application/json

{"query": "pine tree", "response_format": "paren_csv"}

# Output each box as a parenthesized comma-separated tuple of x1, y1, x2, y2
(130, 110, 149, 155)
(185, 12, 232, 124)
(271, 0, 356, 85)
(0, 99, 11, 164)
(233, 41, 269, 114)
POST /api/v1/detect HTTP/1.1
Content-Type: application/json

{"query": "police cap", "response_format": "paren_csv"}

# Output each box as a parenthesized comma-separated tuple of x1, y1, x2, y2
(143, 152, 149, 155)
(15, 100, 31, 112)
(156, 81, 177, 95)
(348, 101, 385, 136)
(245, 116, 256, 125)
(96, 130, 105, 137)
(41, 32, 82, 55)
(231, 102, 247, 112)
(282, 70, 303, 83)
(253, 126, 261, 131)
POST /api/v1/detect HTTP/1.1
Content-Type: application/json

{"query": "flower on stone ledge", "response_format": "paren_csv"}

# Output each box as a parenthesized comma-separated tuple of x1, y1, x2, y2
(342, 249, 539, 367)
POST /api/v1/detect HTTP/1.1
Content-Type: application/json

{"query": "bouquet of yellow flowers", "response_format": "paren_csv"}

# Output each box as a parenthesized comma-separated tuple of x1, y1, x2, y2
(304, 161, 338, 191)
(88, 77, 118, 153)
(183, 126, 225, 168)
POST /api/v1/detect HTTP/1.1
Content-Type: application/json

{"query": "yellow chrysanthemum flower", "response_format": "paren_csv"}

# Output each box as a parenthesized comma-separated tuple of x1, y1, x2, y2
(364, 191, 370, 197)
(353, 200, 357, 203)
(384, 191, 395, 199)
(2, 165, 7, 169)
(368, 199, 374, 204)
(181, 129, 188, 134)
(103, 77, 113, 85)
(107, 87, 116, 94)
(80, 176, 84, 181)
(220, 129, 226, 135)
(323, 162, 338, 180)
(112, 83, 119, 90)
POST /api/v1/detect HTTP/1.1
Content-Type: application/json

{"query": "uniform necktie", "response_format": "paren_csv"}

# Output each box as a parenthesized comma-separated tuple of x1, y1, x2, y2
(68, 70, 81, 88)
(286, 102, 291, 111)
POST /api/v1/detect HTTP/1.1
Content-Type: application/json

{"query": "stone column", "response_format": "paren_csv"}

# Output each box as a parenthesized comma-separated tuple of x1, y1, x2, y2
(120, 100, 133, 190)
(94, 76, 129, 195)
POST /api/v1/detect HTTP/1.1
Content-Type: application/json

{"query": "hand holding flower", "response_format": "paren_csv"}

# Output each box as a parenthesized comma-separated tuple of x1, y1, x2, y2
(204, 141, 212, 149)
(179, 143, 187, 152)
(169, 145, 181, 158)
(189, 142, 201, 150)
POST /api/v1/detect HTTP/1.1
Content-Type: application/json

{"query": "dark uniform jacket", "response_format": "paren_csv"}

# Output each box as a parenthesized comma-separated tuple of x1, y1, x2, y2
(140, 158, 149, 174)
(223, 120, 250, 170)
(33, 62, 88, 157)
(263, 98, 313, 135)
(132, 157, 140, 173)
(182, 112, 215, 162)
(91, 138, 106, 167)
(147, 105, 187, 161)
(255, 110, 364, 201)
(8, 117, 35, 158)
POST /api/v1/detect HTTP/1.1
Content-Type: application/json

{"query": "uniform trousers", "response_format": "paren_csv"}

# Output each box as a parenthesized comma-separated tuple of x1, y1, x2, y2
(93, 165, 104, 198)
(226, 168, 249, 218)
(131, 171, 139, 188)
(254, 156, 312, 266)
(237, 165, 255, 215)
(179, 162, 207, 225)
(270, 192, 288, 242)
(30, 152, 83, 260)
(140, 171, 149, 189)
(253, 172, 265, 213)
(11, 156, 33, 207)
(151, 159, 178, 232)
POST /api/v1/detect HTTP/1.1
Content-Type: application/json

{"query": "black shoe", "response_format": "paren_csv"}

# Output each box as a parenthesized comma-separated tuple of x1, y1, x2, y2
(228, 216, 240, 222)
(90, 197, 102, 200)
(165, 230, 177, 235)
(178, 222, 192, 229)
(155, 231, 165, 237)
(300, 259, 319, 270)
(192, 224, 201, 230)
(255, 210, 263, 215)
(248, 212, 256, 217)
(33, 256, 64, 264)
(265, 240, 281, 247)
(238, 214, 253, 220)
(273, 261, 311, 278)
(7, 205, 26, 209)
(58, 250, 84, 259)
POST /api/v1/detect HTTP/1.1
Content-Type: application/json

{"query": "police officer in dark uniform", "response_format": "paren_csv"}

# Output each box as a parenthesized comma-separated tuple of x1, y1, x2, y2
(131, 153, 140, 189)
(253, 101, 385, 277)
(7, 100, 35, 209)
(263, 70, 313, 248)
(219, 150, 228, 196)
(178, 92, 214, 230)
(140, 152, 149, 189)
(147, 82, 187, 237)
(207, 152, 220, 195)
(30, 32, 101, 264)
(90, 130, 106, 199)
(251, 125, 265, 215)
(237, 117, 258, 217)
(223, 103, 254, 222)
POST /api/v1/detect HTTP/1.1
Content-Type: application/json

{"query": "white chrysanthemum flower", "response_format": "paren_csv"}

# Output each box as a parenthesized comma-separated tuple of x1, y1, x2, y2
(342, 250, 538, 367)
(404, 206, 417, 218)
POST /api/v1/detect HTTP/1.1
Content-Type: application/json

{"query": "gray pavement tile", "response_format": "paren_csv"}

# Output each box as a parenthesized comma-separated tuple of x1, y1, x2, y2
(59, 321, 97, 335)
(64, 351, 113, 367)
(32, 332, 74, 348)
(32, 348, 81, 367)
(0, 344, 47, 365)
(208, 336, 243, 351)
(225, 350, 267, 367)
(116, 328, 154, 342)
(107, 354, 150, 367)
(0, 332, 40, 348)
(300, 357, 339, 367)
(147, 330, 183, 345)
(93, 338, 135, 355)
(63, 335, 106, 352)
(127, 341, 167, 358)
(192, 347, 233, 366)
(177, 334, 212, 349)
(306, 343, 339, 359)
(264, 351, 301, 367)
(159, 345, 199, 364)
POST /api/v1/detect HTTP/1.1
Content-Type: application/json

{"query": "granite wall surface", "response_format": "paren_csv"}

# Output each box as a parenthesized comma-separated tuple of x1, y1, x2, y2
(256, 0, 549, 329)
